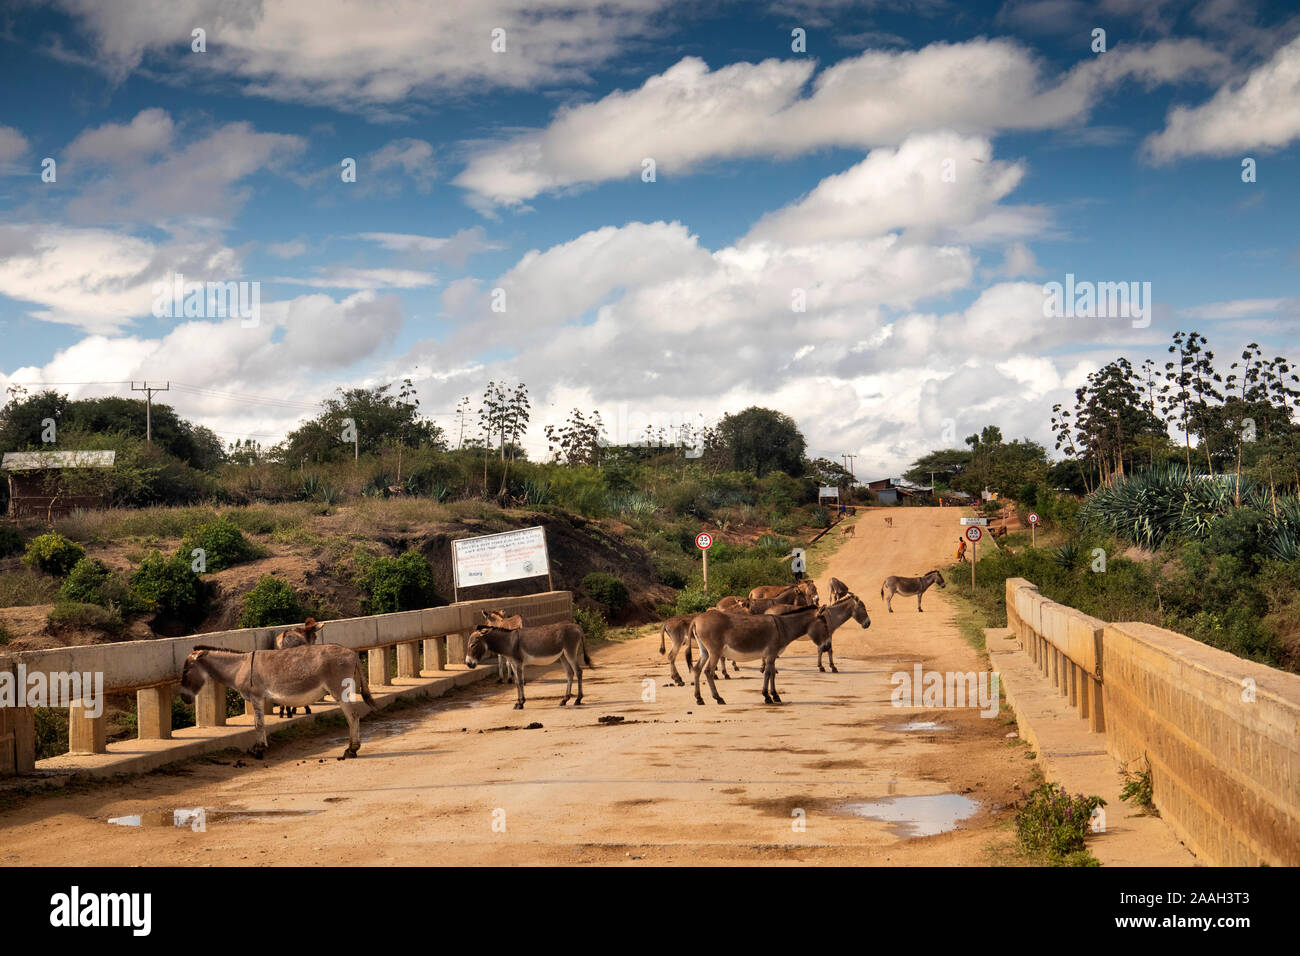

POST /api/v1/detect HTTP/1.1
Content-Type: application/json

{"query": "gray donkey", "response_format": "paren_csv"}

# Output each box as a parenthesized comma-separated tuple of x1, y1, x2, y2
(180, 643, 377, 759)
(881, 570, 946, 612)
(689, 604, 822, 705)
(465, 611, 592, 708)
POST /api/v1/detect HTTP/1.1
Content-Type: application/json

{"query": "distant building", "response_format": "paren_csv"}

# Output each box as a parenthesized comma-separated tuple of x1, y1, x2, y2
(2, 451, 116, 519)
(866, 477, 933, 505)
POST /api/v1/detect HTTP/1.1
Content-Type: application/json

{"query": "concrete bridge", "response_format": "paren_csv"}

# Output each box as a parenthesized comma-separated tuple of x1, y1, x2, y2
(0, 508, 1295, 866)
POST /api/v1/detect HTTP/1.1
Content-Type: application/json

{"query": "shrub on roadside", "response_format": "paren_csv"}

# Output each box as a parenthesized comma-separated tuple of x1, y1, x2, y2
(59, 557, 148, 614)
(238, 575, 305, 628)
(573, 606, 607, 641)
(1014, 782, 1106, 861)
(359, 549, 435, 614)
(582, 572, 628, 614)
(47, 600, 124, 635)
(179, 516, 263, 572)
(130, 550, 205, 626)
(22, 532, 85, 577)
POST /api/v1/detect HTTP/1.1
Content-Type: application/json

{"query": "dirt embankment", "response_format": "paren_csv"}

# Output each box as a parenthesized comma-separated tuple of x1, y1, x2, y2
(0, 507, 676, 651)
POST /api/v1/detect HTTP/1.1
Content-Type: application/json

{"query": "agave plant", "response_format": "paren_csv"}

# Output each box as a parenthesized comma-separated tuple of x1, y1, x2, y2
(1052, 541, 1083, 570)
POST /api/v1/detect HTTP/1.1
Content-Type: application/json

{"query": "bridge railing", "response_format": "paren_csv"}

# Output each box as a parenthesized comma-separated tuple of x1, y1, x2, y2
(0, 590, 571, 777)
(1004, 576, 1300, 867)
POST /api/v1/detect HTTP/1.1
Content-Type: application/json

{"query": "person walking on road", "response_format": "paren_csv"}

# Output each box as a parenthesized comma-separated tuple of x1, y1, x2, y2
(956, 538, 968, 563)
(782, 547, 807, 581)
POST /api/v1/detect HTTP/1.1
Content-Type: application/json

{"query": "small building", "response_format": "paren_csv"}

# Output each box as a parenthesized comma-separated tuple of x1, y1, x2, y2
(2, 451, 116, 519)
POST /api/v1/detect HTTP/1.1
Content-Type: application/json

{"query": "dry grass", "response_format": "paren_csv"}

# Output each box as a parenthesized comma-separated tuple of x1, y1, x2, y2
(0, 569, 60, 608)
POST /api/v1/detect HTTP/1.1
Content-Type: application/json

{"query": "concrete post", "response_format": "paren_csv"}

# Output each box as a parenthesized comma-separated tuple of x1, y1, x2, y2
(196, 681, 227, 728)
(397, 642, 420, 679)
(245, 698, 274, 717)
(68, 700, 106, 755)
(1089, 679, 1106, 733)
(446, 631, 469, 666)
(1079, 674, 1091, 721)
(137, 685, 174, 740)
(368, 646, 391, 687)
(423, 637, 447, 672)
(0, 701, 36, 775)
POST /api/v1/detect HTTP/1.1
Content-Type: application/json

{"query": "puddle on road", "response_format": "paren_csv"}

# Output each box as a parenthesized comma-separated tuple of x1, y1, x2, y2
(836, 794, 978, 837)
(889, 720, 952, 732)
(107, 809, 317, 829)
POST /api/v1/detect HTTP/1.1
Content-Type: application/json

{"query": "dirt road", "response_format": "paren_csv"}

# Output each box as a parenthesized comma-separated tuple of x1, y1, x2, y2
(0, 507, 1033, 866)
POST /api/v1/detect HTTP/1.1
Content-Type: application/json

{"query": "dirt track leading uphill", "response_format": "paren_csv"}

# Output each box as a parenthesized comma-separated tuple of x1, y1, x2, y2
(0, 507, 1032, 866)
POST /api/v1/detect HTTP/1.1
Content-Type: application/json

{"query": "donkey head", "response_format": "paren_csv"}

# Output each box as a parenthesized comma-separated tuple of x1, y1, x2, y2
(466, 623, 505, 668)
(178, 649, 209, 703)
(930, 570, 946, 589)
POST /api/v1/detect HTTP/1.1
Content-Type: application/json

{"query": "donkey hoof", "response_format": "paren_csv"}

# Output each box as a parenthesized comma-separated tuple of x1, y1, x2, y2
(771, 694, 783, 704)
(574, 698, 583, 706)
(695, 696, 705, 706)
(304, 706, 311, 714)
(558, 699, 568, 706)
(831, 666, 839, 674)
(250, 745, 266, 759)
(818, 666, 825, 673)
(713, 696, 726, 705)
(763, 695, 772, 704)
(513, 702, 524, 710)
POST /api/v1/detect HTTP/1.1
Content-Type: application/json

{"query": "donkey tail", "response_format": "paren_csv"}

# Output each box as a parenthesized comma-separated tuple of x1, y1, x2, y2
(356, 663, 378, 710)
(659, 624, 667, 655)
(686, 620, 695, 669)
(581, 633, 594, 669)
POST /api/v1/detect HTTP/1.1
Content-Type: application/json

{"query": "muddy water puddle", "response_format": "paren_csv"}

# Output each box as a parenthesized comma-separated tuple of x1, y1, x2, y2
(835, 794, 978, 837)
(107, 809, 318, 829)
(888, 720, 952, 732)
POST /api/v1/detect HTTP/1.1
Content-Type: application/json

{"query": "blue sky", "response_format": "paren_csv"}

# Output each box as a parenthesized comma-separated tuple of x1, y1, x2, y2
(1, 0, 1298, 472)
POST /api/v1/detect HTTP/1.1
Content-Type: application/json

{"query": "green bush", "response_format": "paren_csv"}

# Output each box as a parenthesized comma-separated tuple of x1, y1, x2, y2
(179, 516, 263, 572)
(59, 557, 148, 613)
(652, 553, 690, 589)
(582, 572, 629, 613)
(359, 549, 435, 614)
(22, 532, 85, 577)
(673, 586, 715, 615)
(573, 606, 607, 641)
(130, 550, 205, 626)
(1014, 782, 1106, 860)
(47, 600, 124, 635)
(34, 707, 69, 760)
(238, 576, 305, 628)
(0, 525, 23, 558)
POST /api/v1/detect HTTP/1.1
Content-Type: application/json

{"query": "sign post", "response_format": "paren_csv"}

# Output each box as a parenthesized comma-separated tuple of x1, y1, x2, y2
(1028, 511, 1040, 548)
(965, 524, 983, 589)
(696, 531, 713, 593)
(451, 526, 553, 603)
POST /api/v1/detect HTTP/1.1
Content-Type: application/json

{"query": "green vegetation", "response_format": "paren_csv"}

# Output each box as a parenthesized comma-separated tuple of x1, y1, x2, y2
(1014, 782, 1106, 864)
(1120, 765, 1156, 814)
(238, 576, 305, 628)
(179, 517, 265, 571)
(47, 601, 124, 635)
(581, 572, 628, 614)
(129, 550, 205, 627)
(0, 569, 59, 607)
(58, 558, 148, 614)
(573, 606, 607, 641)
(359, 550, 436, 614)
(34, 708, 69, 761)
(0, 525, 22, 558)
(22, 532, 85, 577)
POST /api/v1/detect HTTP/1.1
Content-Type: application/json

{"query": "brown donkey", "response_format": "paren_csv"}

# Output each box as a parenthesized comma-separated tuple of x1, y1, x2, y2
(689, 604, 822, 705)
(179, 643, 377, 759)
(272, 618, 322, 717)
(466, 612, 591, 708)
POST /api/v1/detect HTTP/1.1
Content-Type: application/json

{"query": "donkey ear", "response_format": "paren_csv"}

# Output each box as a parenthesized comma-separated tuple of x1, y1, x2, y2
(481, 610, 490, 622)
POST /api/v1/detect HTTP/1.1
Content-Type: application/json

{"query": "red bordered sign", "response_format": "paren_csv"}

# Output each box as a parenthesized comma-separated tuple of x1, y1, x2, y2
(696, 532, 713, 550)
(965, 525, 983, 543)
(1028, 512, 1040, 525)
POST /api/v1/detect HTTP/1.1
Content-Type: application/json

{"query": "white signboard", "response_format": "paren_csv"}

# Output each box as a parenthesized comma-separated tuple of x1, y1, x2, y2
(452, 526, 551, 589)
(960, 517, 989, 526)
(818, 486, 839, 499)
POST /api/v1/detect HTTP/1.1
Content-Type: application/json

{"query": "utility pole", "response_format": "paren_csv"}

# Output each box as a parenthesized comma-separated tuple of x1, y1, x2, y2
(841, 453, 857, 481)
(131, 381, 169, 443)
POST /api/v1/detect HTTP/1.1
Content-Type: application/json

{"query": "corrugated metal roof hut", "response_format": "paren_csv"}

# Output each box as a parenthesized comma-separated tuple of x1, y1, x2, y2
(1, 450, 116, 519)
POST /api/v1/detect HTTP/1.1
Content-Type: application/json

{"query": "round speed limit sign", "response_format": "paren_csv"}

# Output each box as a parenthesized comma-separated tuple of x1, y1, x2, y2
(965, 525, 983, 543)
(695, 532, 713, 550)
(1028, 512, 1040, 525)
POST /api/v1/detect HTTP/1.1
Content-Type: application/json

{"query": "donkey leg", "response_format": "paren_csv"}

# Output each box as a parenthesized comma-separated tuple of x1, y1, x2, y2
(250, 700, 268, 758)
(692, 646, 711, 706)
(558, 655, 574, 706)
(574, 653, 584, 706)
(667, 640, 684, 686)
(818, 647, 826, 673)
(702, 648, 726, 705)
(513, 661, 525, 709)
(769, 656, 783, 704)
(918, 594, 924, 612)
(340, 703, 361, 759)
(829, 645, 838, 674)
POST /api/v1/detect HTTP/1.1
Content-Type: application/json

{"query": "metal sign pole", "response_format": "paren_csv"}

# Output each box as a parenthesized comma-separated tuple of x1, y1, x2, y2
(543, 526, 554, 592)
(703, 547, 709, 594)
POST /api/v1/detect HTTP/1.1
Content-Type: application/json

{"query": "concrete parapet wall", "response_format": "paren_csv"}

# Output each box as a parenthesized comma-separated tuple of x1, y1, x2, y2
(1101, 621, 1300, 867)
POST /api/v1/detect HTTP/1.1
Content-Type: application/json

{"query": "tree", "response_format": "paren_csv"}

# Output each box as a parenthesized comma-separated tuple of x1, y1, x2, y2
(280, 384, 445, 464)
(903, 449, 972, 488)
(545, 409, 606, 466)
(714, 407, 806, 477)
